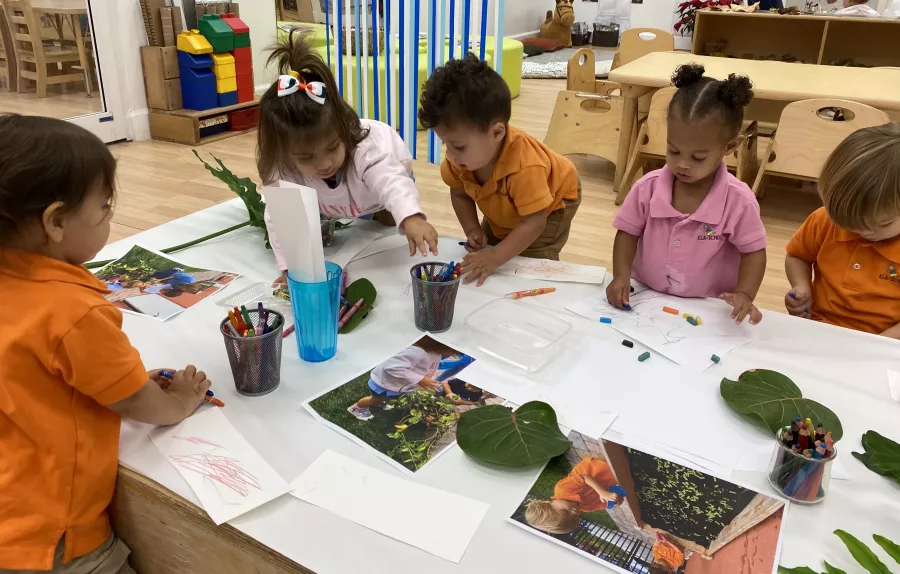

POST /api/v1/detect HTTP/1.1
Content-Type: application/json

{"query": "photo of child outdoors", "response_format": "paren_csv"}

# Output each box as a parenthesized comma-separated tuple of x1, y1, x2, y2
(95, 245, 239, 320)
(511, 431, 786, 574)
(305, 335, 503, 473)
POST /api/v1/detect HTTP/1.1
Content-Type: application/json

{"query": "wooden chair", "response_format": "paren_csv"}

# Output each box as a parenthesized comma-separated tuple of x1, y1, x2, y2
(3, 0, 84, 97)
(751, 99, 891, 198)
(544, 48, 624, 166)
(0, 7, 9, 90)
(618, 86, 763, 204)
(610, 28, 675, 71)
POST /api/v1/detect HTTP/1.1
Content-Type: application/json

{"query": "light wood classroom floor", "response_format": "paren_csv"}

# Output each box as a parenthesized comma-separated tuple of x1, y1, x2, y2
(108, 78, 822, 314)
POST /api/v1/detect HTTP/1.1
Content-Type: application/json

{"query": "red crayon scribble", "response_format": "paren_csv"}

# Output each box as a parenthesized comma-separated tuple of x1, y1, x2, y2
(170, 453, 261, 496)
(174, 436, 223, 448)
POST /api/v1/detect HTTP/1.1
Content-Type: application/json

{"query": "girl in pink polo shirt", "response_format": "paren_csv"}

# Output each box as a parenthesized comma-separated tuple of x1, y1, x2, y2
(607, 64, 768, 324)
(258, 31, 438, 284)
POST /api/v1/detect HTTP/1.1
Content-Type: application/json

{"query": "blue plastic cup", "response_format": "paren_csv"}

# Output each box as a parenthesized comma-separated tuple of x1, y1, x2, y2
(287, 262, 342, 362)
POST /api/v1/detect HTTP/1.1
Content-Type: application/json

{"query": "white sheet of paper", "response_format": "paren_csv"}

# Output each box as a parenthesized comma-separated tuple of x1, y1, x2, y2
(150, 408, 291, 525)
(350, 234, 411, 262)
(495, 257, 607, 284)
(123, 293, 186, 321)
(291, 450, 489, 563)
(567, 291, 754, 371)
(735, 442, 851, 480)
(325, 230, 382, 269)
(887, 369, 900, 402)
(262, 181, 326, 282)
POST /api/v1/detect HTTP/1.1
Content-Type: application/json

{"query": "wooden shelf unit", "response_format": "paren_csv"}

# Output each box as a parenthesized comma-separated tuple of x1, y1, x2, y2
(148, 96, 261, 145)
(692, 10, 900, 67)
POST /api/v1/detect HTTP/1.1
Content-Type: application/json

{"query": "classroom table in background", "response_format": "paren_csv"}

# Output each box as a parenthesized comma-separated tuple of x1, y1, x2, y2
(107, 199, 900, 574)
(607, 52, 900, 193)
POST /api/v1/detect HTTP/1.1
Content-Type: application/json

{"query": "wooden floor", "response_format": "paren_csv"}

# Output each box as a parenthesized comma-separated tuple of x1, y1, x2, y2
(106, 78, 822, 314)
(0, 81, 102, 119)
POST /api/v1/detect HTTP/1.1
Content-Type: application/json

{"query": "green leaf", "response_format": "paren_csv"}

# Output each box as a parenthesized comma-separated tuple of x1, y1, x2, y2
(823, 562, 847, 574)
(339, 278, 377, 334)
(852, 431, 900, 485)
(720, 369, 843, 440)
(873, 535, 900, 565)
(777, 567, 821, 574)
(193, 150, 270, 247)
(833, 530, 891, 574)
(456, 401, 571, 467)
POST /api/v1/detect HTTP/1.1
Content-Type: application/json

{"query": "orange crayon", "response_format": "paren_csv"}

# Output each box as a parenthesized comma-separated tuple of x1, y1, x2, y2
(662, 306, 679, 315)
(505, 288, 556, 299)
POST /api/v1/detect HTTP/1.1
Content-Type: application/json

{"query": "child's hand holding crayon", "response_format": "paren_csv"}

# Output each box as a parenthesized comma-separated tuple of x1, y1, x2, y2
(785, 286, 812, 318)
(461, 228, 488, 253)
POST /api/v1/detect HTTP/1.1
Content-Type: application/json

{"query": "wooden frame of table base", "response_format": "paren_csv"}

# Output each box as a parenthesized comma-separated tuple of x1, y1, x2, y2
(110, 466, 313, 574)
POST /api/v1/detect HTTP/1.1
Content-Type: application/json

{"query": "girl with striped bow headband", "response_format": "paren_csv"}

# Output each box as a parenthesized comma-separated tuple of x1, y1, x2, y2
(257, 30, 439, 287)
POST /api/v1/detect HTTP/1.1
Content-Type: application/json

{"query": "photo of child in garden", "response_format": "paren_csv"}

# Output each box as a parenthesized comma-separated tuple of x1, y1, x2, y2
(511, 432, 786, 574)
(95, 245, 239, 320)
(305, 335, 502, 473)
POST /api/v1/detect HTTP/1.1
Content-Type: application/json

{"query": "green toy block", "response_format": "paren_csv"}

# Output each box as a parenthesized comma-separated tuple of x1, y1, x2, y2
(198, 14, 234, 53)
(233, 32, 251, 49)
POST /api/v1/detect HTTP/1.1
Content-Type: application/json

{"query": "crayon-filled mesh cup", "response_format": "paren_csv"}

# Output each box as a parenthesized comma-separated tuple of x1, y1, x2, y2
(766, 428, 834, 504)
(221, 309, 284, 397)
(288, 262, 342, 362)
(410, 262, 462, 333)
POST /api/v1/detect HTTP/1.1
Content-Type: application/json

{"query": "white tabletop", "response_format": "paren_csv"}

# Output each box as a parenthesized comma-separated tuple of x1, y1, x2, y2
(108, 199, 900, 573)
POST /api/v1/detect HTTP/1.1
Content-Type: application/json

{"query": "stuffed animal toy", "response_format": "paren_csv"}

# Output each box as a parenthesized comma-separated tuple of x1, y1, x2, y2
(540, 0, 575, 47)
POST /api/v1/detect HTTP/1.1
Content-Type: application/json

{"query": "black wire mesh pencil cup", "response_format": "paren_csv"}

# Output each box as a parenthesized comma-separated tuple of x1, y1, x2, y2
(410, 262, 462, 333)
(220, 309, 284, 397)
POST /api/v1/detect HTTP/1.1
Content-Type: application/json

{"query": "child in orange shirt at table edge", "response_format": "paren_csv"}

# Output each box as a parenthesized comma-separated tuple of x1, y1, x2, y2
(419, 54, 581, 286)
(785, 123, 900, 338)
(0, 115, 212, 574)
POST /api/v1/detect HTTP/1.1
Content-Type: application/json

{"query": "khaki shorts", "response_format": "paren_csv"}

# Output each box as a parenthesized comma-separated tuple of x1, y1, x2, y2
(482, 180, 582, 261)
(2, 535, 134, 574)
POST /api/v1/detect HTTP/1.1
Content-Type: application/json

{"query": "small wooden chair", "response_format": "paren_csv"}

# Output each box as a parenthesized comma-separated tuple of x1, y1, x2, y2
(751, 99, 891, 198)
(544, 48, 624, 166)
(4, 0, 84, 97)
(618, 86, 763, 205)
(610, 28, 675, 71)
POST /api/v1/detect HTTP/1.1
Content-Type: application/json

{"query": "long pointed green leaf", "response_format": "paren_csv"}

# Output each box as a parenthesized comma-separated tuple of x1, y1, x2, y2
(833, 530, 891, 574)
(823, 562, 847, 574)
(720, 369, 843, 440)
(777, 567, 821, 574)
(873, 535, 900, 565)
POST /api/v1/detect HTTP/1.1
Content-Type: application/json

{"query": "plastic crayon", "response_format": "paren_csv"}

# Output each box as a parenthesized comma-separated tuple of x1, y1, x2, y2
(686, 317, 698, 326)
(282, 324, 295, 338)
(505, 288, 556, 299)
(711, 354, 720, 363)
(662, 306, 679, 315)
(600, 317, 612, 324)
(622, 340, 634, 348)
(623, 304, 632, 311)
(695, 317, 703, 325)
(682, 313, 693, 319)
(240, 305, 253, 329)
(638, 351, 651, 362)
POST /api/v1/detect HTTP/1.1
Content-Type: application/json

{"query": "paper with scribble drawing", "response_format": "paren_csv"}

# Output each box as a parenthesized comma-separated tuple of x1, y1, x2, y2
(567, 291, 754, 370)
(150, 407, 290, 524)
(495, 257, 608, 284)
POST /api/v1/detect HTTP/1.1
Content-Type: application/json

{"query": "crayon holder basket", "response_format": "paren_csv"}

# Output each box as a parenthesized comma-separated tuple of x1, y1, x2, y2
(766, 428, 835, 504)
(410, 262, 462, 333)
(221, 309, 284, 397)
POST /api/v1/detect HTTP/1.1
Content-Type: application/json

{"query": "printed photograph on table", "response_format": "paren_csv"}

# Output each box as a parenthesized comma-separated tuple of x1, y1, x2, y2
(95, 245, 240, 321)
(510, 431, 787, 574)
(304, 335, 500, 474)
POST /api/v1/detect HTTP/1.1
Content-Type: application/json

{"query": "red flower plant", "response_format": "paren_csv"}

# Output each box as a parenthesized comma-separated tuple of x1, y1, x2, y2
(675, 0, 733, 35)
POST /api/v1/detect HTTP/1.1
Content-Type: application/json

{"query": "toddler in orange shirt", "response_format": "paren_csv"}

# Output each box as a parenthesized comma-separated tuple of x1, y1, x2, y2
(419, 54, 581, 286)
(0, 115, 212, 573)
(785, 123, 900, 338)
(525, 457, 623, 534)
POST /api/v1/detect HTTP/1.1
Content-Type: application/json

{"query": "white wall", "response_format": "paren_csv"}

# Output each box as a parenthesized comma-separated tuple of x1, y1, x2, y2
(499, 0, 683, 39)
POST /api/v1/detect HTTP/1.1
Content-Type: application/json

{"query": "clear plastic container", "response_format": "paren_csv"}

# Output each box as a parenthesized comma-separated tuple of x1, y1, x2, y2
(767, 428, 835, 504)
(464, 298, 572, 372)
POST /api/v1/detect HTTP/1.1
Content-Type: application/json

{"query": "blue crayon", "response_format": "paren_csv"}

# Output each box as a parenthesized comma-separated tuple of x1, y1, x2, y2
(600, 317, 612, 324)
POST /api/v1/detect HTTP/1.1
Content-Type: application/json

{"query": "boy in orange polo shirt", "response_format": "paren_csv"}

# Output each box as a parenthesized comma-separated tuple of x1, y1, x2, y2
(0, 115, 212, 573)
(785, 123, 900, 337)
(524, 457, 623, 535)
(419, 54, 580, 286)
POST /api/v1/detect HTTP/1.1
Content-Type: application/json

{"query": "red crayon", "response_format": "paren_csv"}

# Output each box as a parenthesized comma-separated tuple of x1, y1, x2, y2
(798, 424, 810, 450)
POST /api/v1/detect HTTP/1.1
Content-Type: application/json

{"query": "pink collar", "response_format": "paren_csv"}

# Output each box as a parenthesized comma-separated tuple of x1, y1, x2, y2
(648, 163, 729, 225)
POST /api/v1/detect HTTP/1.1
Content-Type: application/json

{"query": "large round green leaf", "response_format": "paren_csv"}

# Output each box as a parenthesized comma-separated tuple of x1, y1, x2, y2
(456, 401, 571, 467)
(720, 369, 843, 441)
